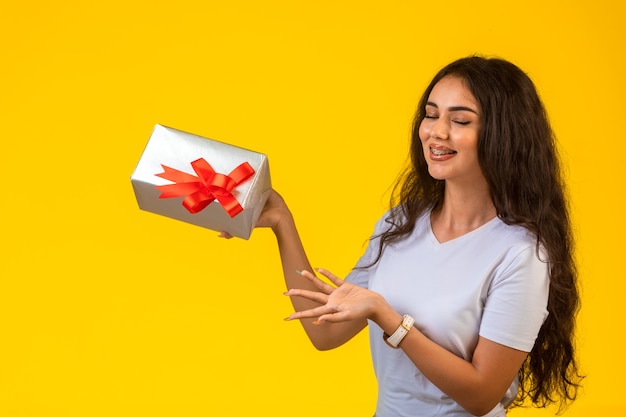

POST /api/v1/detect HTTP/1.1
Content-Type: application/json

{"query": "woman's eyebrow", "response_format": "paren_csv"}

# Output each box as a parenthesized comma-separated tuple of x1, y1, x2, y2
(426, 101, 479, 115)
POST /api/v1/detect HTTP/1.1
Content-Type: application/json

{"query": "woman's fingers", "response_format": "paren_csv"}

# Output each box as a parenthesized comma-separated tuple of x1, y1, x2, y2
(316, 309, 351, 324)
(314, 267, 345, 287)
(284, 306, 353, 324)
(284, 304, 336, 321)
(285, 267, 356, 323)
(297, 269, 336, 294)
(284, 288, 329, 305)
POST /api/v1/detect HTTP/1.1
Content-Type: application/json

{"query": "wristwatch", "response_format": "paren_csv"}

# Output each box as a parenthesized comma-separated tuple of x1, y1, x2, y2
(383, 314, 415, 349)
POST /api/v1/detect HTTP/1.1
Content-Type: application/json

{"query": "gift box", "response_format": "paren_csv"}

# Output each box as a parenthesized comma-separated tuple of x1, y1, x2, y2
(131, 124, 271, 239)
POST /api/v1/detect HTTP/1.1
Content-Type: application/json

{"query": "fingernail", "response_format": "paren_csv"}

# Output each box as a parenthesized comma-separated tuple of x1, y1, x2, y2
(284, 316, 293, 321)
(295, 270, 302, 275)
(312, 320, 320, 325)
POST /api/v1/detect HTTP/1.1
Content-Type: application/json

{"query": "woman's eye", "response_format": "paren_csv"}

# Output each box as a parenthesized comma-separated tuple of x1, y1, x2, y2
(453, 120, 470, 125)
(424, 114, 438, 119)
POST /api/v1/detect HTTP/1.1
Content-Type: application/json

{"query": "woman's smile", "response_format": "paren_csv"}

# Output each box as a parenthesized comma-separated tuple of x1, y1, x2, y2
(429, 145, 457, 160)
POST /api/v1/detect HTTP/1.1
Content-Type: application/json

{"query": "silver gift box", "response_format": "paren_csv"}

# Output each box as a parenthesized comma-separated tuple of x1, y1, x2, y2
(131, 124, 271, 239)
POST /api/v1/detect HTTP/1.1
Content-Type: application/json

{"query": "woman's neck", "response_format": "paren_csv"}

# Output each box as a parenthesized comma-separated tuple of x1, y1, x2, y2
(430, 182, 496, 243)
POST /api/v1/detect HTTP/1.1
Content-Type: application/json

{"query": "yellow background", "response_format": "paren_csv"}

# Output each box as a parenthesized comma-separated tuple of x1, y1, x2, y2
(1, 1, 624, 416)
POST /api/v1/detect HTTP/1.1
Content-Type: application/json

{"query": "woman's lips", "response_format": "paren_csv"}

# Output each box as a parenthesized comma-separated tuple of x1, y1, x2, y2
(429, 146, 456, 160)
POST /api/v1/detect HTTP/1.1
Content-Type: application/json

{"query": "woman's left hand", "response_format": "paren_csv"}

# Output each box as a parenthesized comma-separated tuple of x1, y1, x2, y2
(283, 268, 383, 324)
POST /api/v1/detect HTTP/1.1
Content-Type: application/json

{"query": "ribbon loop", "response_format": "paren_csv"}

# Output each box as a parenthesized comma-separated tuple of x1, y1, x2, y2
(155, 158, 255, 217)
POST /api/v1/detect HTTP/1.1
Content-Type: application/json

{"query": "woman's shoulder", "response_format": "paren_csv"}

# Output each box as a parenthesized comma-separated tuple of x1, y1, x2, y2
(377, 205, 431, 225)
(490, 217, 541, 252)
(373, 206, 430, 234)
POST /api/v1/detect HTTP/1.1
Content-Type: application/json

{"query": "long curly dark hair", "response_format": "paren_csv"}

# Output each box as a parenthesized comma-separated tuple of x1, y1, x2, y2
(371, 56, 583, 412)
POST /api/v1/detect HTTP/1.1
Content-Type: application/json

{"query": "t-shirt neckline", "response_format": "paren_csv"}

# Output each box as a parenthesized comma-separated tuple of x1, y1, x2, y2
(428, 213, 500, 246)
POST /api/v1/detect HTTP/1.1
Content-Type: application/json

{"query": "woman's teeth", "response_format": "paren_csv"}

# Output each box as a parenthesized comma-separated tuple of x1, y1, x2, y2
(431, 148, 456, 156)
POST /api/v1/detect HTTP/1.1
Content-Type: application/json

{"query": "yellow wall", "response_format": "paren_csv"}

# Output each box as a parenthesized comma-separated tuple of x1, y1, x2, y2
(1, 1, 624, 415)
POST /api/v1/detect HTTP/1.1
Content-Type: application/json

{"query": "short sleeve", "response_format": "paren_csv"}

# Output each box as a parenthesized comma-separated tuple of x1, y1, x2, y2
(344, 212, 390, 289)
(479, 245, 550, 352)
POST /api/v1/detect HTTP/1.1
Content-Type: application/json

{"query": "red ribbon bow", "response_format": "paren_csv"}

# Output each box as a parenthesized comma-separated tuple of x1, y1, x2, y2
(155, 158, 255, 217)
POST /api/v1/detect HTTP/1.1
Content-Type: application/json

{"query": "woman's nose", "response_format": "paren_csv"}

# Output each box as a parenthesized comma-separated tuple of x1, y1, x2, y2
(430, 118, 449, 140)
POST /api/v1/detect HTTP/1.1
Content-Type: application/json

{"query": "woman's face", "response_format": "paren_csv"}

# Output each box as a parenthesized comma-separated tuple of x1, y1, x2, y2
(418, 76, 485, 186)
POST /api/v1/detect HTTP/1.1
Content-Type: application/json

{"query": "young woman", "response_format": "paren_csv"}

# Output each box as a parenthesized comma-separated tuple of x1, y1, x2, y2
(227, 56, 582, 416)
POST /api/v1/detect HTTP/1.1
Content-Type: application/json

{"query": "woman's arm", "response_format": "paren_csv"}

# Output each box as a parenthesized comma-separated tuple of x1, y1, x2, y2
(286, 268, 528, 415)
(252, 190, 367, 350)
(373, 302, 527, 416)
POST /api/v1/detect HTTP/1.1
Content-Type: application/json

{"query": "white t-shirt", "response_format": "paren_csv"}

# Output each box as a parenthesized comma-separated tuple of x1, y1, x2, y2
(345, 210, 550, 417)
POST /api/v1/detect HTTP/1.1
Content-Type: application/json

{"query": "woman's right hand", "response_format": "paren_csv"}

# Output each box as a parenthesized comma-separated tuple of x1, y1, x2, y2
(218, 189, 290, 238)
(254, 189, 290, 230)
